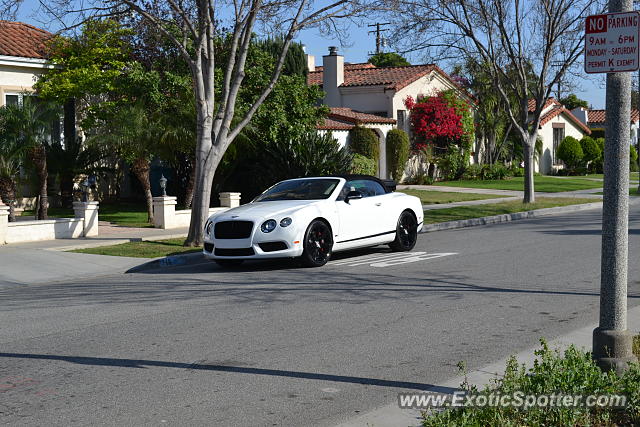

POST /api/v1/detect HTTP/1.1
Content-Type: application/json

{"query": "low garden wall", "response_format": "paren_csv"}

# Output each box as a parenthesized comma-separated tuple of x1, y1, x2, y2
(5, 218, 84, 244)
(0, 201, 98, 245)
(152, 192, 241, 229)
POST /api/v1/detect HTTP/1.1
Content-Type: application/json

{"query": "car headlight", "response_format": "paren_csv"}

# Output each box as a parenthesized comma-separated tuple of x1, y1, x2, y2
(261, 219, 277, 233)
(280, 217, 292, 227)
(205, 220, 213, 235)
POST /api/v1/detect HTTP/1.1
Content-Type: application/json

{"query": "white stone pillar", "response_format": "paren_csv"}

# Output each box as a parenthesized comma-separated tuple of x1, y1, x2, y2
(219, 192, 241, 208)
(73, 201, 100, 237)
(152, 196, 177, 229)
(0, 200, 9, 245)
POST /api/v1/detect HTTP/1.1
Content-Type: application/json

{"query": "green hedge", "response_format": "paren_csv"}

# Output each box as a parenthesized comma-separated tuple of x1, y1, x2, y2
(386, 129, 410, 181)
(350, 153, 376, 175)
(557, 136, 583, 170)
(348, 126, 379, 166)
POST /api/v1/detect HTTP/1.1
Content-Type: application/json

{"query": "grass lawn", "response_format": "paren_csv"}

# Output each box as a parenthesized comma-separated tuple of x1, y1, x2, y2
(424, 197, 596, 224)
(71, 238, 198, 258)
(22, 202, 153, 228)
(434, 176, 603, 192)
(398, 189, 508, 204)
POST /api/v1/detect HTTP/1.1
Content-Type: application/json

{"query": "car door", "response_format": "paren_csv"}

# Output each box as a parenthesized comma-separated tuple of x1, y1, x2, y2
(334, 179, 385, 243)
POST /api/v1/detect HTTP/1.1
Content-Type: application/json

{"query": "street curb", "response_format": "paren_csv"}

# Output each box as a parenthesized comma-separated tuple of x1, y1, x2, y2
(420, 201, 604, 233)
(126, 251, 207, 273)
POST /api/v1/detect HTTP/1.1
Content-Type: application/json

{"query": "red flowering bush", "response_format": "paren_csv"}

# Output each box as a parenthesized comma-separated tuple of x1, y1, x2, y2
(404, 92, 464, 152)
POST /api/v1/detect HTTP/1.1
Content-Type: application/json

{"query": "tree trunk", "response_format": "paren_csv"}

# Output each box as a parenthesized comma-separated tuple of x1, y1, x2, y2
(184, 160, 196, 209)
(0, 177, 17, 222)
(60, 173, 75, 209)
(131, 157, 154, 224)
(30, 145, 48, 220)
(523, 138, 536, 204)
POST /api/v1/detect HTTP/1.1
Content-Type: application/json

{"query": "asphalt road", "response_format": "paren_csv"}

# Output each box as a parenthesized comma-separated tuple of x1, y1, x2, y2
(1, 208, 639, 426)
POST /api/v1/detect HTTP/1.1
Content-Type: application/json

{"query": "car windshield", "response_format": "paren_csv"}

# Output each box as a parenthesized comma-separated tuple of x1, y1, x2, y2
(254, 179, 340, 202)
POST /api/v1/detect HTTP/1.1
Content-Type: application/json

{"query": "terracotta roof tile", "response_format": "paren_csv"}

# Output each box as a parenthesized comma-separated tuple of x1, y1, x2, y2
(316, 107, 397, 130)
(539, 106, 591, 134)
(313, 62, 376, 72)
(528, 98, 561, 113)
(317, 117, 355, 130)
(308, 63, 476, 104)
(328, 107, 396, 124)
(587, 109, 640, 124)
(308, 64, 436, 91)
(0, 21, 52, 59)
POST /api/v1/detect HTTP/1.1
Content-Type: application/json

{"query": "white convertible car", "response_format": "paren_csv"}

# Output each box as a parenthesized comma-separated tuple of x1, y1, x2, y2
(203, 175, 423, 267)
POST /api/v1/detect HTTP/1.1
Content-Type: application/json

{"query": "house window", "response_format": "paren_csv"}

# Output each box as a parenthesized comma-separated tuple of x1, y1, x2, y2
(553, 127, 565, 165)
(4, 94, 19, 106)
(397, 110, 407, 132)
(4, 92, 33, 107)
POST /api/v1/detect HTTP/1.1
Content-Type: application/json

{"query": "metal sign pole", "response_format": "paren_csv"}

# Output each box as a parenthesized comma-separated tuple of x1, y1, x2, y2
(593, 0, 638, 373)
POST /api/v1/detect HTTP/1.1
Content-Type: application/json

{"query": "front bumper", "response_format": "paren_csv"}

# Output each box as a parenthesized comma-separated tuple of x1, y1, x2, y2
(203, 223, 304, 260)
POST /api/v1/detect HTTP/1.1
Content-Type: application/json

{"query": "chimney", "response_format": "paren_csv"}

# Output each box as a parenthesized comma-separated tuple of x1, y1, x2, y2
(306, 54, 315, 72)
(570, 107, 588, 125)
(322, 46, 344, 106)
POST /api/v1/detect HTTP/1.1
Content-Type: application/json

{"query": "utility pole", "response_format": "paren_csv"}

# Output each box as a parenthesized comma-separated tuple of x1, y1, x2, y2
(368, 22, 390, 55)
(592, 0, 638, 374)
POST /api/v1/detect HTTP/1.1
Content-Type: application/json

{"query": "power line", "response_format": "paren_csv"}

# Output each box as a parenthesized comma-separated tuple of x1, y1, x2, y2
(367, 22, 391, 55)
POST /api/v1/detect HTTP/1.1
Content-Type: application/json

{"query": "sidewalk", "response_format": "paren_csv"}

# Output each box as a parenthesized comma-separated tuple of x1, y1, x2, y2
(335, 304, 640, 427)
(397, 185, 604, 212)
(0, 223, 190, 286)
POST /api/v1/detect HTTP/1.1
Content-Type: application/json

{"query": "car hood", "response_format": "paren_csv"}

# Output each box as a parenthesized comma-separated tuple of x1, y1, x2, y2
(211, 200, 322, 221)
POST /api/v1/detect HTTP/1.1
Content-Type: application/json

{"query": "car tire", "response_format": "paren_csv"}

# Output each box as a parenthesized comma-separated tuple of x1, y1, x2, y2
(214, 259, 244, 268)
(300, 220, 333, 267)
(389, 210, 418, 252)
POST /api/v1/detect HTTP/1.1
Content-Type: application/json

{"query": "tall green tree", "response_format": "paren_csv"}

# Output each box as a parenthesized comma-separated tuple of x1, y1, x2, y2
(0, 97, 60, 219)
(368, 52, 410, 67)
(560, 93, 589, 110)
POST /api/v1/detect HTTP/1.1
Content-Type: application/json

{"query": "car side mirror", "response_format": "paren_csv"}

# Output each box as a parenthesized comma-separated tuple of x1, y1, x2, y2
(345, 190, 363, 203)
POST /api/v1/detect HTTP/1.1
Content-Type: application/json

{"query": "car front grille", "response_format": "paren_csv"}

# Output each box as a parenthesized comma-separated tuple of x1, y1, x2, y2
(258, 241, 288, 252)
(214, 247, 255, 257)
(214, 221, 253, 239)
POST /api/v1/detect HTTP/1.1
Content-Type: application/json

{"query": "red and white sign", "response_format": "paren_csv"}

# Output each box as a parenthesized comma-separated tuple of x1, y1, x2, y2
(585, 11, 640, 74)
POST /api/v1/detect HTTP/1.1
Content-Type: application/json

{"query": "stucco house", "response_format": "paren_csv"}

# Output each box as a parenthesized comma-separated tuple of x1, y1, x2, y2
(0, 21, 53, 107)
(570, 107, 640, 143)
(307, 47, 475, 178)
(529, 98, 592, 174)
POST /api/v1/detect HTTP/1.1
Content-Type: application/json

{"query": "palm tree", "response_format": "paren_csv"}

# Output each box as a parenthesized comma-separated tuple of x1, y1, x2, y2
(47, 136, 109, 208)
(0, 97, 60, 220)
(96, 102, 160, 223)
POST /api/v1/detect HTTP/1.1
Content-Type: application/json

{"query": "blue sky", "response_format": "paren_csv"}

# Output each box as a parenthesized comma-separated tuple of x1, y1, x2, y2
(16, 0, 609, 108)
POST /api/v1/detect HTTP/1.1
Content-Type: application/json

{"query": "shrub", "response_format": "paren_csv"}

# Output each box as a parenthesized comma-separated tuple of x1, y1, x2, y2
(348, 126, 379, 165)
(260, 131, 352, 182)
(631, 145, 639, 172)
(591, 128, 605, 139)
(386, 129, 410, 182)
(462, 164, 511, 180)
(423, 339, 640, 426)
(350, 153, 376, 175)
(436, 146, 467, 181)
(556, 136, 584, 171)
(592, 138, 605, 173)
(580, 136, 601, 164)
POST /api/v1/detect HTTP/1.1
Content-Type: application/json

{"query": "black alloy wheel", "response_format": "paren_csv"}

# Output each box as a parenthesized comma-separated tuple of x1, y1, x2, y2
(301, 220, 333, 267)
(389, 210, 418, 252)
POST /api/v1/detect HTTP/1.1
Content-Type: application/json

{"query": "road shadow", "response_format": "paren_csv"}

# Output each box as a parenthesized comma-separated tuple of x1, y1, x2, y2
(0, 352, 459, 393)
(126, 246, 398, 275)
